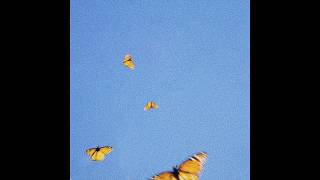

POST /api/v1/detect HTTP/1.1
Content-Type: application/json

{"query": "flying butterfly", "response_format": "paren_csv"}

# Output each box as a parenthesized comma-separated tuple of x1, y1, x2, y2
(144, 101, 159, 111)
(86, 146, 113, 161)
(149, 151, 208, 180)
(123, 54, 135, 70)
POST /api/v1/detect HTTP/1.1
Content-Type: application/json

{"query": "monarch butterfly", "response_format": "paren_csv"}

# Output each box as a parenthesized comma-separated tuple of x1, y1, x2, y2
(144, 101, 159, 111)
(86, 146, 113, 161)
(123, 54, 135, 70)
(150, 151, 208, 180)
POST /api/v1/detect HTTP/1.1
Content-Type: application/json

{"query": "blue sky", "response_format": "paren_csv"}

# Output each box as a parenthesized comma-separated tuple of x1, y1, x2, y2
(71, 0, 249, 179)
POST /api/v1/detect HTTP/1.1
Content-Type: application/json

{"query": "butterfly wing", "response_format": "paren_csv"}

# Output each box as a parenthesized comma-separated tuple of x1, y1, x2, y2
(123, 54, 135, 69)
(150, 152, 207, 180)
(149, 172, 178, 180)
(86, 146, 113, 161)
(145, 101, 159, 111)
(91, 151, 106, 161)
(124, 54, 131, 61)
(177, 152, 208, 178)
(123, 60, 135, 69)
(86, 148, 103, 161)
(144, 102, 152, 111)
(86, 148, 97, 157)
(151, 102, 159, 109)
(99, 146, 113, 156)
(178, 173, 199, 180)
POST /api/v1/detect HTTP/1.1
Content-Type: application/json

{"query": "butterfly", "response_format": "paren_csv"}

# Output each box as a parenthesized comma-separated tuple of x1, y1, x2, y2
(150, 151, 208, 180)
(86, 146, 113, 161)
(144, 101, 159, 111)
(123, 54, 135, 70)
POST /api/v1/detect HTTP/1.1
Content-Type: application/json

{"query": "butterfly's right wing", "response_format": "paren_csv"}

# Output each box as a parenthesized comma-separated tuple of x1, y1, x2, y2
(149, 172, 178, 180)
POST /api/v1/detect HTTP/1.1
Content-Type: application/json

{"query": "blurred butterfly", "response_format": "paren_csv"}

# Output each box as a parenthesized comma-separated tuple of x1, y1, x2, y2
(144, 101, 159, 111)
(123, 54, 135, 70)
(86, 146, 113, 161)
(150, 151, 208, 180)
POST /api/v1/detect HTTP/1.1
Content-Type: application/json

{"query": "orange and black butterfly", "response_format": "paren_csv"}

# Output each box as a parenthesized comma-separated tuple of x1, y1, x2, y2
(144, 101, 159, 111)
(123, 54, 135, 70)
(150, 151, 208, 180)
(86, 146, 113, 161)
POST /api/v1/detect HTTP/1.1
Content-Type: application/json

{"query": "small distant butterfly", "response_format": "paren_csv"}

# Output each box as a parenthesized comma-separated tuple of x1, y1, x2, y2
(144, 101, 159, 111)
(86, 146, 113, 161)
(150, 151, 208, 180)
(123, 54, 135, 70)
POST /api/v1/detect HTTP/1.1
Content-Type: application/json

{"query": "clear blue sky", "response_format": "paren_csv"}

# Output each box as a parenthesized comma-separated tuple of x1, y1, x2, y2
(71, 0, 249, 179)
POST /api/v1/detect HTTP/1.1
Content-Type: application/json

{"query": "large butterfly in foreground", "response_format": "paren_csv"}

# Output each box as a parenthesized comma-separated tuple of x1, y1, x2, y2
(123, 54, 135, 70)
(144, 101, 159, 111)
(86, 146, 113, 161)
(150, 151, 208, 180)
